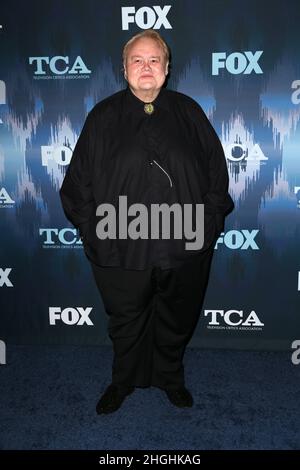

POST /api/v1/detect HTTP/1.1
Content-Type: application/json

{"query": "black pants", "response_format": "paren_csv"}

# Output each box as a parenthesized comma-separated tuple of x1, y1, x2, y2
(91, 248, 214, 391)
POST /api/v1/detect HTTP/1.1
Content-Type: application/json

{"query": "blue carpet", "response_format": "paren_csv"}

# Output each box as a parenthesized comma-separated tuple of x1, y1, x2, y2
(0, 346, 299, 450)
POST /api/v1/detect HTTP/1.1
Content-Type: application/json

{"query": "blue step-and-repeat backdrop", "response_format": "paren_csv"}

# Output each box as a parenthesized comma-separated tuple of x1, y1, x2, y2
(0, 0, 299, 350)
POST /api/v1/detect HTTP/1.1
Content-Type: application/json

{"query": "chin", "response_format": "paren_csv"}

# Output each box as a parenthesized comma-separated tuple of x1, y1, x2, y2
(139, 80, 155, 86)
(139, 84, 156, 90)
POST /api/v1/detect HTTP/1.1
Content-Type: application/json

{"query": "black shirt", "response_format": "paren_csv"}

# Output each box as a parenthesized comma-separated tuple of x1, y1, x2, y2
(60, 85, 234, 270)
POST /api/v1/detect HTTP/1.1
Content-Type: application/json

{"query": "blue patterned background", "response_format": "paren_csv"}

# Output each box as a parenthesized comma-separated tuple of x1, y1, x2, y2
(0, 0, 299, 349)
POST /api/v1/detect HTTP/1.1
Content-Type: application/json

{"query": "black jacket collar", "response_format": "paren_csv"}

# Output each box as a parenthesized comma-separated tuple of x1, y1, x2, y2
(124, 85, 170, 115)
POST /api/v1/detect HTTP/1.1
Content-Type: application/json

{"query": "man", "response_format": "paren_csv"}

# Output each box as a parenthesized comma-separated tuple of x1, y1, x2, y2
(60, 30, 233, 414)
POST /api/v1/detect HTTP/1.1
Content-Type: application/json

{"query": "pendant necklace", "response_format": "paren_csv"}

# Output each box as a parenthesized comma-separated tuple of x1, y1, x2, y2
(144, 102, 154, 115)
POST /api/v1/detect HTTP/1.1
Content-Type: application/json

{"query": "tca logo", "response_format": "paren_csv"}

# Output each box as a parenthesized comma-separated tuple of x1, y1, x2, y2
(29, 56, 91, 76)
(204, 310, 264, 327)
(121, 5, 172, 30)
(215, 230, 259, 250)
(41, 144, 72, 167)
(212, 51, 263, 76)
(224, 142, 268, 163)
(0, 187, 15, 205)
(49, 307, 94, 326)
(39, 228, 82, 246)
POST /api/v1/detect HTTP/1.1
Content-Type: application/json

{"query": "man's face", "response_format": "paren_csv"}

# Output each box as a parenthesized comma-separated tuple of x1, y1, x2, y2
(124, 38, 167, 95)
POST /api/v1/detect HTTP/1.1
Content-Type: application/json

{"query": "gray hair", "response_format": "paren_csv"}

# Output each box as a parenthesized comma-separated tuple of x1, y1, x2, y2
(122, 29, 170, 69)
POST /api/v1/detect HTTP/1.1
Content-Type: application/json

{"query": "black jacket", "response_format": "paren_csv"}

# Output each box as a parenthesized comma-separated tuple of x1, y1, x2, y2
(60, 85, 234, 270)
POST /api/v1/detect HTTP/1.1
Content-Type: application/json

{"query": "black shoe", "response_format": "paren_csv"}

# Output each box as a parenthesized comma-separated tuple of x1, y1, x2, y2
(96, 383, 135, 414)
(164, 386, 194, 408)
